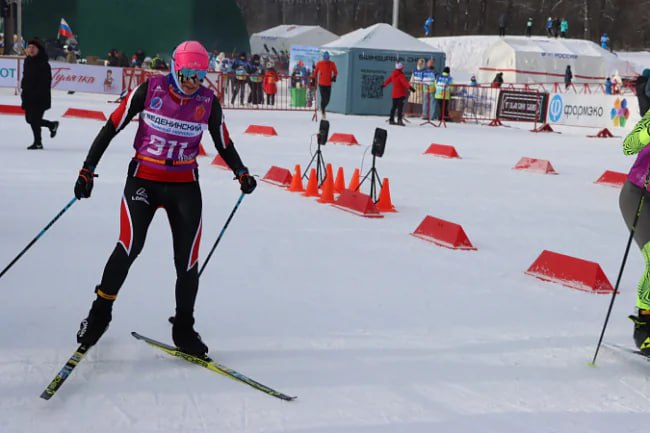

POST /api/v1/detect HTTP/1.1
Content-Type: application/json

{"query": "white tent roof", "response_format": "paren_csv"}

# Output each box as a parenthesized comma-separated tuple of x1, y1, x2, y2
(249, 25, 338, 55)
(323, 23, 438, 53)
(477, 36, 635, 84)
(420, 35, 636, 84)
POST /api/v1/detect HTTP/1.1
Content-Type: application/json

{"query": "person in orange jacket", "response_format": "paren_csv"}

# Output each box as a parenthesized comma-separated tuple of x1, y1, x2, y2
(312, 51, 338, 119)
(263, 61, 279, 106)
(383, 62, 415, 126)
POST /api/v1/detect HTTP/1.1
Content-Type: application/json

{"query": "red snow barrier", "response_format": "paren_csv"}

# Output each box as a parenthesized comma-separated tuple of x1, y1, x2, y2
(332, 190, 384, 218)
(262, 166, 293, 187)
(423, 143, 460, 159)
(525, 250, 614, 294)
(531, 123, 554, 133)
(513, 157, 557, 174)
(210, 154, 229, 170)
(0, 104, 24, 115)
(410, 215, 476, 250)
(594, 170, 627, 188)
(63, 108, 107, 121)
(328, 133, 359, 145)
(198, 143, 208, 156)
(588, 128, 615, 138)
(244, 124, 278, 136)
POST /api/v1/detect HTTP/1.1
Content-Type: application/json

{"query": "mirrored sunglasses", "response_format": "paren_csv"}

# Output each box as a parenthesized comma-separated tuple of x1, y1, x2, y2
(179, 68, 207, 80)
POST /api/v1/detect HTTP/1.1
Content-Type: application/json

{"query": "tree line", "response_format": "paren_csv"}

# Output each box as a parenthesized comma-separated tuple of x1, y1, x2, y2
(236, 0, 650, 51)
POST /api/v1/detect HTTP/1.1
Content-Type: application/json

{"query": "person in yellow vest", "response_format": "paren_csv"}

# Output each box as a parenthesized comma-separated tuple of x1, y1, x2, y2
(434, 66, 452, 121)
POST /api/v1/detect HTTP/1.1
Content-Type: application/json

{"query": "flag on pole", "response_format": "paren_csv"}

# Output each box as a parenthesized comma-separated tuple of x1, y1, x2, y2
(58, 18, 74, 40)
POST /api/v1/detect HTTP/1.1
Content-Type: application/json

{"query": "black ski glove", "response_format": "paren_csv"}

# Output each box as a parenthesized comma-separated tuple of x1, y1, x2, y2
(331, 76, 336, 82)
(236, 169, 257, 194)
(74, 165, 97, 199)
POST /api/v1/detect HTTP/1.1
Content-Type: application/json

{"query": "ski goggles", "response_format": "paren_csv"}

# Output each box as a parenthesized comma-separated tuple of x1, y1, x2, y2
(178, 68, 207, 81)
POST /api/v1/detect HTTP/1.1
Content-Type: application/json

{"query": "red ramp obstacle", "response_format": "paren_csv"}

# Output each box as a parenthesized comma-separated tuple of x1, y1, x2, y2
(328, 133, 359, 145)
(0, 104, 24, 115)
(332, 190, 384, 218)
(63, 108, 107, 121)
(262, 166, 293, 187)
(525, 250, 614, 294)
(244, 124, 278, 136)
(198, 143, 208, 156)
(588, 128, 615, 138)
(513, 157, 557, 174)
(423, 143, 460, 159)
(410, 215, 476, 250)
(594, 170, 627, 188)
(210, 154, 229, 170)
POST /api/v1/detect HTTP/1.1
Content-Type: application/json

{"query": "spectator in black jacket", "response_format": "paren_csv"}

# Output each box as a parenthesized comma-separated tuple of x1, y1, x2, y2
(636, 69, 650, 116)
(21, 38, 58, 150)
(564, 65, 573, 89)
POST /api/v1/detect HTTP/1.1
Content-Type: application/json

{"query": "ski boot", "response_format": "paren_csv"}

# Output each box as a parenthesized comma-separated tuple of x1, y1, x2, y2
(172, 313, 209, 358)
(629, 309, 650, 355)
(388, 118, 396, 125)
(27, 141, 43, 150)
(77, 296, 113, 346)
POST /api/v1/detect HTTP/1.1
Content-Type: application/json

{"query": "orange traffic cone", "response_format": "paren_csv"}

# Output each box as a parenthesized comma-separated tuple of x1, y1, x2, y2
(334, 167, 346, 194)
(348, 168, 360, 191)
(318, 164, 335, 204)
(303, 168, 320, 197)
(376, 178, 397, 212)
(288, 164, 305, 192)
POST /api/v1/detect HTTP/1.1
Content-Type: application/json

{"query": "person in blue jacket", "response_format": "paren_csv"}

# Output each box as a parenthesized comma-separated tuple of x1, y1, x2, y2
(424, 16, 434, 36)
(601, 33, 610, 50)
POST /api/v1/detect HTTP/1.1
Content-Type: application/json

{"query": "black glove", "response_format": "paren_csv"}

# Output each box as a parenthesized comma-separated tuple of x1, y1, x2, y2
(331, 76, 337, 82)
(236, 169, 257, 194)
(409, 86, 416, 92)
(74, 165, 97, 199)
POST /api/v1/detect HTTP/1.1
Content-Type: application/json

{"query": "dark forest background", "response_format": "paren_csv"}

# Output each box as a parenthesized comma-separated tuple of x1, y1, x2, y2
(236, 0, 650, 51)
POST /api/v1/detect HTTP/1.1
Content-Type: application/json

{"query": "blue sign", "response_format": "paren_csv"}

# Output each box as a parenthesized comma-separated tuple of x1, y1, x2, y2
(548, 94, 563, 122)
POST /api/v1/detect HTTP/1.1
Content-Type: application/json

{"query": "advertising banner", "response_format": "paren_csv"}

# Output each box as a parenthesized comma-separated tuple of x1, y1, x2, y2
(48, 62, 123, 95)
(546, 92, 641, 130)
(496, 90, 548, 122)
(0, 58, 20, 88)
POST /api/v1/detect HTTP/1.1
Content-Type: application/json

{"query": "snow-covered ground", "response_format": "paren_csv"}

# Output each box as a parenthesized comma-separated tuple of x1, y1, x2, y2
(1, 86, 650, 433)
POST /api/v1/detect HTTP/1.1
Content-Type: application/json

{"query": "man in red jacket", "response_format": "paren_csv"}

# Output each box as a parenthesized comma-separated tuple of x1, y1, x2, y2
(312, 51, 338, 119)
(383, 62, 415, 126)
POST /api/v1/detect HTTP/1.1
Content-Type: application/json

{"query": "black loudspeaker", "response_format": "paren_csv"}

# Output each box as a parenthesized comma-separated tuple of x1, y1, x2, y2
(317, 119, 330, 145)
(372, 128, 387, 157)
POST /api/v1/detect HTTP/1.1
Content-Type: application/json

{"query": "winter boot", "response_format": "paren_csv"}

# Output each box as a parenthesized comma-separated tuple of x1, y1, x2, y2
(388, 118, 396, 125)
(172, 313, 209, 357)
(629, 309, 650, 355)
(397, 117, 406, 126)
(49, 121, 59, 138)
(77, 296, 113, 346)
(27, 141, 43, 150)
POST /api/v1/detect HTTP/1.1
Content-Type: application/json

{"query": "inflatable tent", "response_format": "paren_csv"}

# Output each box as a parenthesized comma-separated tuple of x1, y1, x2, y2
(477, 36, 635, 84)
(321, 23, 445, 116)
(249, 25, 338, 57)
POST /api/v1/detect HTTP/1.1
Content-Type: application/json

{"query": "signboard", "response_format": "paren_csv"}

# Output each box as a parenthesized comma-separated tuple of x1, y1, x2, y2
(496, 90, 548, 122)
(547, 93, 641, 129)
(0, 58, 20, 88)
(48, 62, 123, 95)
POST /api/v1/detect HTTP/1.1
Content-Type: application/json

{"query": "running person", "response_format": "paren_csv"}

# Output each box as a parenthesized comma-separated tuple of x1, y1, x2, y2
(620, 109, 650, 355)
(312, 51, 338, 119)
(73, 41, 256, 357)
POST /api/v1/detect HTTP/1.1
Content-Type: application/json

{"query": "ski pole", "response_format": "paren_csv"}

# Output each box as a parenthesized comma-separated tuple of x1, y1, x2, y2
(199, 192, 245, 277)
(0, 197, 78, 280)
(591, 168, 650, 365)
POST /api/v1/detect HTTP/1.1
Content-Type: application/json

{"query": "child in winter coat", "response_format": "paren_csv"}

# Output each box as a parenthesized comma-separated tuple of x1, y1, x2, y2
(383, 62, 415, 126)
(263, 62, 279, 105)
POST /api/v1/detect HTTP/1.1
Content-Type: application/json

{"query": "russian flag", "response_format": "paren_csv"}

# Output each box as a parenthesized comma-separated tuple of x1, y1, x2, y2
(58, 18, 73, 39)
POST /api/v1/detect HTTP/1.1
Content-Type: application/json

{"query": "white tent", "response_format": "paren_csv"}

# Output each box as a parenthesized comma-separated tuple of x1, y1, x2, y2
(249, 25, 338, 56)
(477, 36, 635, 84)
(321, 23, 445, 115)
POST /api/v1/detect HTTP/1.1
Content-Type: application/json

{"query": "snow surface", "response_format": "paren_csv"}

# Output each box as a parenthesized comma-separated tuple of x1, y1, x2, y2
(1, 85, 650, 433)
